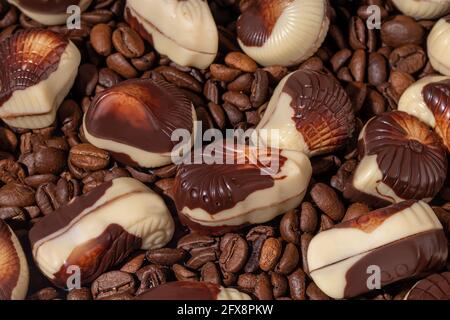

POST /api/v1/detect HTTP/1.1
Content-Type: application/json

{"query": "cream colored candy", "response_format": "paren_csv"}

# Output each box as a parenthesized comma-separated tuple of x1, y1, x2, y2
(30, 177, 174, 286)
(8, 0, 93, 26)
(391, 0, 450, 20)
(428, 17, 450, 76)
(125, 0, 218, 69)
(236, 0, 330, 67)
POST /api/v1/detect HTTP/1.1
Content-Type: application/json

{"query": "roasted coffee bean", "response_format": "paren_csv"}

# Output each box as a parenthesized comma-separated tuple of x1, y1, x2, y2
(98, 68, 122, 88)
(91, 271, 136, 300)
(75, 63, 99, 96)
(280, 210, 300, 244)
(200, 262, 221, 285)
(299, 57, 324, 72)
(275, 243, 299, 275)
(0, 183, 35, 207)
(300, 233, 313, 274)
(222, 102, 244, 125)
(328, 24, 347, 50)
(320, 214, 335, 232)
(300, 202, 318, 233)
(210, 64, 242, 82)
(331, 49, 352, 72)
(388, 70, 415, 98)
(146, 248, 186, 266)
(368, 52, 387, 86)
(366, 87, 386, 115)
(0, 159, 25, 184)
(58, 100, 82, 136)
(0, 127, 17, 153)
(207, 102, 226, 129)
(222, 271, 237, 287)
(106, 53, 138, 79)
(196, 106, 215, 132)
(172, 264, 198, 281)
(349, 16, 367, 50)
(222, 91, 252, 111)
(349, 49, 366, 82)
(120, 253, 146, 273)
(251, 69, 270, 108)
(31, 287, 59, 300)
(156, 66, 202, 93)
(82, 9, 114, 25)
(389, 44, 426, 74)
(112, 26, 145, 58)
(271, 272, 288, 298)
(346, 81, 367, 112)
(306, 282, 330, 300)
(136, 265, 167, 295)
(381, 15, 425, 48)
(255, 273, 273, 300)
(225, 52, 258, 73)
(227, 73, 253, 93)
(69, 144, 110, 172)
(237, 273, 257, 291)
(337, 67, 353, 82)
(259, 237, 282, 272)
(132, 52, 156, 71)
(263, 65, 288, 83)
(90, 23, 112, 56)
(204, 79, 220, 104)
(343, 202, 370, 222)
(219, 234, 248, 273)
(288, 269, 306, 300)
(20, 146, 66, 175)
(186, 247, 217, 270)
(310, 183, 345, 221)
(67, 288, 92, 300)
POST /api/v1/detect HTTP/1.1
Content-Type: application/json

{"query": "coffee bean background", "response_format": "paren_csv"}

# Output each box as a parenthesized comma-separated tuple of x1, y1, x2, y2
(1, 0, 450, 300)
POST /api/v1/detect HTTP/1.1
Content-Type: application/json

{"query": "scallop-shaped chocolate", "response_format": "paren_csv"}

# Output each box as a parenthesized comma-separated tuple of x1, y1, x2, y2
(345, 111, 447, 206)
(83, 79, 196, 168)
(8, 0, 93, 25)
(0, 29, 81, 129)
(237, 0, 330, 67)
(256, 70, 355, 157)
(0, 220, 29, 300)
(405, 272, 450, 300)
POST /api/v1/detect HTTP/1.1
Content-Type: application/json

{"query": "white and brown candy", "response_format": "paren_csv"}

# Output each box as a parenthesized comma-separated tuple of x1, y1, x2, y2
(0, 220, 29, 300)
(256, 69, 355, 157)
(83, 78, 196, 168)
(307, 200, 448, 299)
(0, 29, 81, 129)
(125, 0, 218, 69)
(391, 0, 450, 20)
(29, 177, 174, 287)
(344, 111, 447, 206)
(236, 0, 330, 67)
(8, 0, 93, 25)
(135, 281, 251, 300)
(173, 142, 312, 235)
(427, 16, 450, 76)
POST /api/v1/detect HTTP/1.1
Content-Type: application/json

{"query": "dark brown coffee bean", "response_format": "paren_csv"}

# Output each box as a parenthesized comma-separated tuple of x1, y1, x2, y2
(75, 63, 99, 96)
(306, 282, 330, 300)
(172, 264, 198, 281)
(20, 146, 66, 175)
(222, 91, 251, 111)
(135, 265, 167, 295)
(343, 202, 370, 222)
(346, 81, 367, 113)
(310, 183, 345, 221)
(204, 79, 220, 104)
(200, 262, 221, 285)
(330, 49, 352, 72)
(112, 26, 145, 58)
(271, 272, 288, 298)
(255, 273, 273, 300)
(146, 248, 186, 266)
(186, 247, 217, 270)
(381, 15, 425, 48)
(178, 233, 218, 252)
(223, 102, 244, 126)
(337, 67, 353, 82)
(328, 24, 347, 50)
(299, 57, 324, 72)
(219, 233, 248, 273)
(82, 9, 114, 24)
(365, 87, 386, 115)
(225, 52, 258, 73)
(251, 69, 269, 108)
(246, 110, 260, 126)
(98, 68, 122, 88)
(90, 23, 112, 56)
(275, 243, 299, 275)
(368, 52, 387, 86)
(237, 273, 257, 291)
(280, 210, 300, 244)
(263, 65, 288, 83)
(120, 252, 146, 273)
(0, 159, 25, 184)
(69, 144, 110, 171)
(156, 66, 202, 93)
(106, 53, 138, 79)
(31, 287, 59, 300)
(0, 183, 35, 207)
(0, 127, 17, 153)
(67, 288, 92, 300)
(0, 6, 18, 29)
(300, 233, 313, 274)
(210, 64, 242, 82)
(227, 73, 253, 93)
(91, 271, 135, 300)
(0, 206, 24, 221)
(196, 106, 215, 132)
(300, 202, 318, 233)
(24, 174, 57, 189)
(58, 100, 82, 136)
(131, 52, 156, 71)
(35, 182, 60, 215)
(320, 214, 335, 232)
(259, 237, 282, 272)
(349, 49, 366, 82)
(288, 269, 306, 300)
(207, 102, 226, 129)
(389, 44, 426, 74)
(349, 16, 366, 50)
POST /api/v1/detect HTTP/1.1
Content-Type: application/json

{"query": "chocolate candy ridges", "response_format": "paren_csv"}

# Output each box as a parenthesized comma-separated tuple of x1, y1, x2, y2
(405, 272, 450, 300)
(307, 200, 448, 299)
(29, 177, 174, 287)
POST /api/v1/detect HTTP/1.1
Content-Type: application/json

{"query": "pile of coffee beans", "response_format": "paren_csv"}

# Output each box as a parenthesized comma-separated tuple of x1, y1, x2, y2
(0, 0, 450, 300)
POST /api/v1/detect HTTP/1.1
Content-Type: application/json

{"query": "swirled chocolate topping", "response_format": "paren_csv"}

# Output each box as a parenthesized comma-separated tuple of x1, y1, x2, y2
(17, 0, 81, 14)
(135, 281, 220, 300)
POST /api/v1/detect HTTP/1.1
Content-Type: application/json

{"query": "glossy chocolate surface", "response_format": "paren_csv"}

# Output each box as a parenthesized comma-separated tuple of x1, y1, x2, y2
(135, 281, 220, 300)
(17, 0, 80, 14)
(0, 221, 20, 300)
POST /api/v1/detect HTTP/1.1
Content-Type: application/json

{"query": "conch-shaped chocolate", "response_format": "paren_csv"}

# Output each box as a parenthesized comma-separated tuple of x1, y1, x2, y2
(173, 141, 312, 235)
(83, 78, 196, 168)
(237, 0, 330, 66)
(8, 0, 93, 25)
(256, 70, 355, 157)
(308, 200, 448, 299)
(345, 111, 447, 206)
(0, 220, 29, 300)
(29, 177, 174, 287)
(0, 29, 81, 129)
(125, 0, 218, 69)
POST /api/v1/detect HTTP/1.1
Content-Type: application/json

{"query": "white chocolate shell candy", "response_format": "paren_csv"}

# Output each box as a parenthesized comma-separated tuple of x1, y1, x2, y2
(344, 111, 447, 206)
(256, 70, 355, 157)
(428, 16, 450, 76)
(0, 29, 81, 129)
(8, 0, 93, 26)
(398, 75, 450, 152)
(135, 281, 252, 300)
(124, 0, 218, 69)
(307, 200, 448, 299)
(236, 0, 330, 67)
(29, 177, 175, 287)
(0, 220, 29, 300)
(83, 78, 196, 168)
(391, 0, 450, 20)
(173, 142, 312, 235)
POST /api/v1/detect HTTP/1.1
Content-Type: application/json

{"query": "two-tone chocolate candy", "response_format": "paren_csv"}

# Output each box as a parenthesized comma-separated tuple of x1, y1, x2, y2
(135, 281, 251, 300)
(8, 0, 93, 25)
(344, 111, 447, 206)
(173, 142, 312, 235)
(307, 200, 448, 299)
(236, 0, 330, 67)
(256, 70, 355, 157)
(83, 78, 196, 168)
(29, 177, 175, 287)
(404, 272, 450, 300)
(0, 220, 29, 300)
(0, 29, 81, 129)
(125, 0, 218, 69)
(391, 0, 450, 20)
(398, 75, 450, 152)
(428, 16, 450, 76)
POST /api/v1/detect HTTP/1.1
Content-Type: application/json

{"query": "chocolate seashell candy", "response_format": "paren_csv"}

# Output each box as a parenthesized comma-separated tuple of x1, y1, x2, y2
(236, 0, 330, 67)
(83, 78, 196, 168)
(256, 70, 355, 157)
(427, 16, 450, 76)
(0, 220, 29, 300)
(173, 141, 312, 235)
(345, 111, 447, 206)
(308, 200, 448, 299)
(135, 281, 251, 300)
(391, 0, 450, 20)
(125, 0, 218, 69)
(405, 272, 450, 300)
(8, 0, 93, 25)
(0, 29, 81, 129)
(29, 177, 174, 287)
(399, 75, 450, 152)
